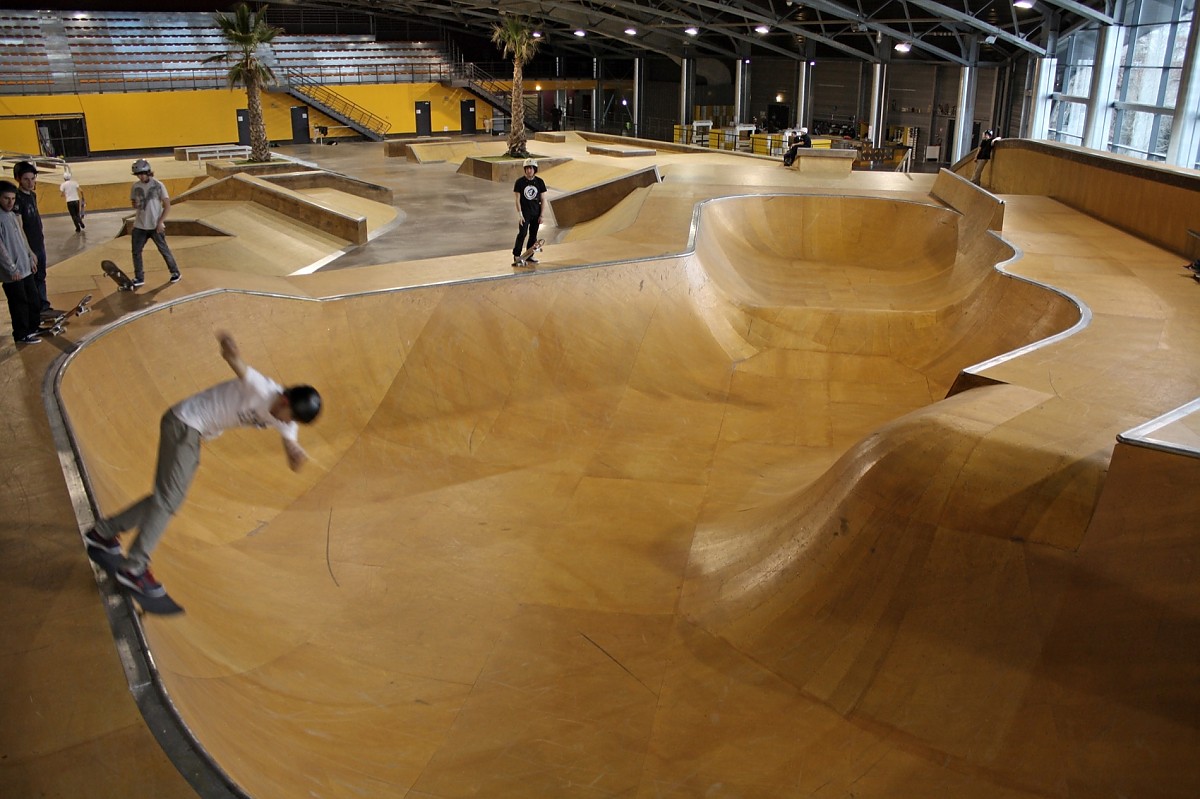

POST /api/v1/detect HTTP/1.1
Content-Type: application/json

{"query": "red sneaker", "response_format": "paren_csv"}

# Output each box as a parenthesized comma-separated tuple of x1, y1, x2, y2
(116, 567, 165, 598)
(83, 528, 121, 556)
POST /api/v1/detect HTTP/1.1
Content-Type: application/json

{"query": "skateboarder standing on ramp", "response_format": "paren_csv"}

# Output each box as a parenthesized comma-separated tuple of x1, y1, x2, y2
(83, 331, 322, 599)
(512, 158, 547, 267)
(129, 159, 181, 288)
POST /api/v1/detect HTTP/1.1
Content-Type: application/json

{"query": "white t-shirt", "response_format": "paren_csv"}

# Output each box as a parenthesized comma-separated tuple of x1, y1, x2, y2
(60, 179, 81, 203)
(131, 177, 169, 231)
(172, 366, 299, 442)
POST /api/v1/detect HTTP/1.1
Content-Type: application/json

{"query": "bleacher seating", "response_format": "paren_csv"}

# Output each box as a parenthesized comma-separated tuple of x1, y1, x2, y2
(0, 10, 459, 95)
(0, 13, 51, 86)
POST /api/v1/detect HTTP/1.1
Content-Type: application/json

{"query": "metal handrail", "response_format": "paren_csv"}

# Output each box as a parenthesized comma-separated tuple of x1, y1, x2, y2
(283, 67, 389, 135)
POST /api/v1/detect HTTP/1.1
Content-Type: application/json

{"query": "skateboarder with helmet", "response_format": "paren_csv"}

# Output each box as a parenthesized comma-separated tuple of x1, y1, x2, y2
(512, 158, 547, 267)
(129, 158, 181, 287)
(83, 331, 322, 598)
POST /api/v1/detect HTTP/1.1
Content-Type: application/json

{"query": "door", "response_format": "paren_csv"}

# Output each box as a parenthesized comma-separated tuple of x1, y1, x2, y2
(415, 101, 431, 136)
(460, 100, 476, 135)
(290, 106, 311, 144)
(236, 109, 251, 146)
(36, 116, 88, 158)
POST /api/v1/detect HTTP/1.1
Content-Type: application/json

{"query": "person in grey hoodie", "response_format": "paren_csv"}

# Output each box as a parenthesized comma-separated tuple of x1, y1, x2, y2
(0, 179, 41, 345)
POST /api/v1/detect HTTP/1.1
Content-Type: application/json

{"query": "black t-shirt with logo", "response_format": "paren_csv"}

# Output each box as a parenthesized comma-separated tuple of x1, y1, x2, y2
(514, 176, 547, 218)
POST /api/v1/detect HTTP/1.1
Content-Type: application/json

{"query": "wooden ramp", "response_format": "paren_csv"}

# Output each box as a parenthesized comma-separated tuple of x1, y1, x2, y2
(48, 182, 1200, 797)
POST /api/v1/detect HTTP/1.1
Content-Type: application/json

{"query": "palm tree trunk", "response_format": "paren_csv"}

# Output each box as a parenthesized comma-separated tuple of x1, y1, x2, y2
(247, 77, 271, 162)
(507, 60, 527, 158)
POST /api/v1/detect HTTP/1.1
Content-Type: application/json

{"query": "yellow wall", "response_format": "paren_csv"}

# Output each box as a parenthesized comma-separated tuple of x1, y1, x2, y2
(329, 84, 492, 136)
(0, 83, 493, 153)
(0, 118, 42, 153)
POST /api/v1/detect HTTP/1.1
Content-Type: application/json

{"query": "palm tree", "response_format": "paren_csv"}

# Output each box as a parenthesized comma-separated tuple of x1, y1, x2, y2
(205, 3, 282, 163)
(490, 15, 541, 159)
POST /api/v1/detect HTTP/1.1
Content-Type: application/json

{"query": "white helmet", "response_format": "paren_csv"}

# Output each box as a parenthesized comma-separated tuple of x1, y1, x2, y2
(522, 158, 538, 171)
(131, 158, 152, 175)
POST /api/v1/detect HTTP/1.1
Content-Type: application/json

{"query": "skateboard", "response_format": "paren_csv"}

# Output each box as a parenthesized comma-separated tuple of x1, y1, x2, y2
(101, 259, 136, 291)
(86, 546, 184, 615)
(514, 239, 545, 269)
(38, 293, 92, 336)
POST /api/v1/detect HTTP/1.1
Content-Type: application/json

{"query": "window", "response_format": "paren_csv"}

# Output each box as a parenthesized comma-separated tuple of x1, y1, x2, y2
(1111, 0, 1193, 160)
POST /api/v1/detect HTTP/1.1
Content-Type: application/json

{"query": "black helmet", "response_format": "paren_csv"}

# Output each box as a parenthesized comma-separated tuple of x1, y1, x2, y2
(284, 385, 322, 423)
(13, 161, 37, 179)
(131, 158, 152, 175)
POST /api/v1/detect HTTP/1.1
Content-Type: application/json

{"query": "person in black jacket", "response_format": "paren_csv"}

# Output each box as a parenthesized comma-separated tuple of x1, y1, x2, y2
(11, 161, 60, 318)
(972, 129, 999, 184)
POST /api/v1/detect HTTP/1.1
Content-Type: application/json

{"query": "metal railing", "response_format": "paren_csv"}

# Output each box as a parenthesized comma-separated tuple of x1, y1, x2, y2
(283, 68, 389, 137)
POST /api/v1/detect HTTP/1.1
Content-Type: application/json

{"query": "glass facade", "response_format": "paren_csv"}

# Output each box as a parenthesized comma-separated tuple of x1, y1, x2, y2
(1046, 0, 1197, 167)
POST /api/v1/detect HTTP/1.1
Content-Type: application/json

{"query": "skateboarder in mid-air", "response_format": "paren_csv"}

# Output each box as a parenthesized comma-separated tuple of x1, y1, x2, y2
(84, 331, 322, 599)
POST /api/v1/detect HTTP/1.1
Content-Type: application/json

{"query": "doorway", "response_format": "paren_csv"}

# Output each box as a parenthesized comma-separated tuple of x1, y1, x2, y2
(460, 100, 476, 135)
(36, 116, 88, 158)
(415, 101, 431, 136)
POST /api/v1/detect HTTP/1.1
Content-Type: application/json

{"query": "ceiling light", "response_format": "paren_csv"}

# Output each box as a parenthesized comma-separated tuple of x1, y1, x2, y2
(573, 29, 586, 37)
(755, 25, 770, 34)
(1014, 0, 1035, 7)
(624, 27, 637, 35)
(685, 26, 699, 35)
(894, 41, 912, 53)
(532, 31, 542, 38)
(984, 34, 998, 44)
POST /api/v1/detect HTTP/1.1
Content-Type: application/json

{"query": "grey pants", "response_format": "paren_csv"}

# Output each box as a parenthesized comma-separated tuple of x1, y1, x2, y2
(131, 226, 179, 280)
(97, 410, 200, 572)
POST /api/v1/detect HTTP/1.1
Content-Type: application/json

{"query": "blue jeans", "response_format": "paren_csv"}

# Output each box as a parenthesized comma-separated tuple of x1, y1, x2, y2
(131, 227, 179, 280)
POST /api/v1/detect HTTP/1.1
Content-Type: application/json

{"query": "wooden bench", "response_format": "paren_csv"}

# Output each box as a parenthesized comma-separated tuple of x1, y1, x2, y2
(173, 144, 251, 162)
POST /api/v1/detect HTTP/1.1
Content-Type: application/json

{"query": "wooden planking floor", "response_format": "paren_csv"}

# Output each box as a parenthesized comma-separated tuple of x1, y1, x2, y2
(3, 140, 1200, 798)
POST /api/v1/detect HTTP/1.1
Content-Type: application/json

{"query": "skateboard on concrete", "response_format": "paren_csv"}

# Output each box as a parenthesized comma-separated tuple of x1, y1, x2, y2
(101, 259, 136, 291)
(514, 238, 545, 269)
(86, 545, 184, 616)
(38, 293, 92, 336)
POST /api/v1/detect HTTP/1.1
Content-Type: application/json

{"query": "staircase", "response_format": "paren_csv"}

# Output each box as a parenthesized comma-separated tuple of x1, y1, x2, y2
(445, 61, 542, 133)
(281, 67, 389, 141)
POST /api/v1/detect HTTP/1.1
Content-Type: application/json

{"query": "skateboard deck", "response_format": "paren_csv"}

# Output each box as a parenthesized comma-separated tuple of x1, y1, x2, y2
(86, 546, 184, 615)
(38, 293, 92, 335)
(514, 238, 545, 269)
(101, 259, 136, 291)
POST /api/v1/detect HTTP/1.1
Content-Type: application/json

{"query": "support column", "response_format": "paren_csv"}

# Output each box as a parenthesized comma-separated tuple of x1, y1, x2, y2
(734, 57, 746, 124)
(1167, 9, 1200, 168)
(795, 58, 810, 127)
(632, 56, 642, 137)
(679, 55, 694, 125)
(952, 64, 978, 161)
(868, 62, 887, 146)
(1083, 24, 1121, 150)
(1028, 56, 1057, 140)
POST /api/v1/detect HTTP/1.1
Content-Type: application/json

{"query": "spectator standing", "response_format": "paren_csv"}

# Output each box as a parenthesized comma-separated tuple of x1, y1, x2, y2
(972, 129, 999, 185)
(11, 161, 59, 318)
(0, 179, 42, 345)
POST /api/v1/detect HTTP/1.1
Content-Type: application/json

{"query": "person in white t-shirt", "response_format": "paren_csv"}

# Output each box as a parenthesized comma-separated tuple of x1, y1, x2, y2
(59, 169, 85, 232)
(84, 331, 322, 598)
